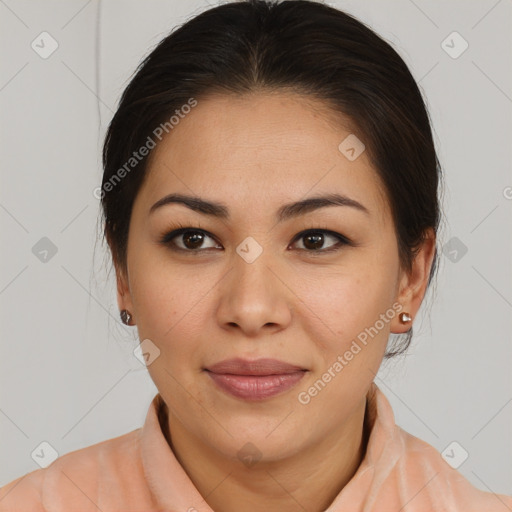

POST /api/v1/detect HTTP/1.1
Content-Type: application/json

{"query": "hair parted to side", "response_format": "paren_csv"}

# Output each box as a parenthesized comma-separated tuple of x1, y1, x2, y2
(100, 0, 443, 359)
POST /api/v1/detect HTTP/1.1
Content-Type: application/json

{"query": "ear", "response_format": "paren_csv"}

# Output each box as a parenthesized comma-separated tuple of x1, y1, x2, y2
(115, 263, 136, 324)
(391, 228, 436, 334)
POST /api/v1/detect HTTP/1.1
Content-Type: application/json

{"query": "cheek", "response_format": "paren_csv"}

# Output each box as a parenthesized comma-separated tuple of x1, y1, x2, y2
(293, 268, 394, 413)
(292, 257, 397, 351)
(127, 251, 212, 350)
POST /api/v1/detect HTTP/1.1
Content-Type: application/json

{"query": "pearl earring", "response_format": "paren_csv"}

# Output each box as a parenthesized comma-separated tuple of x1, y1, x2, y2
(399, 312, 412, 324)
(120, 309, 133, 325)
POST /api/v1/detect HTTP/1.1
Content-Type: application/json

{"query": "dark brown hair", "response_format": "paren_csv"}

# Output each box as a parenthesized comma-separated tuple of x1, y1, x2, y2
(100, 0, 442, 358)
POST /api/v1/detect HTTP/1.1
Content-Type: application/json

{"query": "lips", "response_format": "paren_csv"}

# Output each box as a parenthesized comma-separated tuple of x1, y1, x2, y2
(205, 357, 306, 375)
(204, 358, 307, 400)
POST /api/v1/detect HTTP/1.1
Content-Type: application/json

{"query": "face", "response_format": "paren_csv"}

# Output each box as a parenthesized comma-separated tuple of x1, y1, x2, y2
(116, 91, 434, 463)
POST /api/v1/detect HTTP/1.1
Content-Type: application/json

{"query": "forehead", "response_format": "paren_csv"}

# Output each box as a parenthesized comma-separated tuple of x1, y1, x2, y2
(138, 91, 391, 224)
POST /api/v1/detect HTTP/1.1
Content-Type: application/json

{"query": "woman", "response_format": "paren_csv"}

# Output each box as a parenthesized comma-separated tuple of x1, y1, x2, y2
(1, 0, 510, 510)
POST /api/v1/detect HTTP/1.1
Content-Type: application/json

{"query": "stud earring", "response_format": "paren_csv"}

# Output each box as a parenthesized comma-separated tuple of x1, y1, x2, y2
(399, 312, 412, 324)
(120, 309, 133, 326)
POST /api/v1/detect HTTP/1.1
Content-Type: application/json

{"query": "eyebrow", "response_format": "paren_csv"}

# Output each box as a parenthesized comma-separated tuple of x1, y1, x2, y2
(149, 192, 370, 221)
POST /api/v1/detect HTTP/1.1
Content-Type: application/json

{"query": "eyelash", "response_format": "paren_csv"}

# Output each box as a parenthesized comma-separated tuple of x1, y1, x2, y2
(158, 222, 354, 255)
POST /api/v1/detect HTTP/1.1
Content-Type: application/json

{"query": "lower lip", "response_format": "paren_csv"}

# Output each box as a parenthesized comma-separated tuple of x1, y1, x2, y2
(205, 371, 306, 400)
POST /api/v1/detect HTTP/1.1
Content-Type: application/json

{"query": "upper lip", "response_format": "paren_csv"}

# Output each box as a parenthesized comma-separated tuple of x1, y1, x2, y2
(205, 358, 306, 375)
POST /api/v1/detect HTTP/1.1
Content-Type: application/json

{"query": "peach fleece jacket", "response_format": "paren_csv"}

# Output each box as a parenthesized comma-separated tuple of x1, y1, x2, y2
(1, 382, 511, 511)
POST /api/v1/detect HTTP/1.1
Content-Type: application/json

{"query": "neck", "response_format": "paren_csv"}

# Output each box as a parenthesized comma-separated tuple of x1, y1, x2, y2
(161, 397, 370, 512)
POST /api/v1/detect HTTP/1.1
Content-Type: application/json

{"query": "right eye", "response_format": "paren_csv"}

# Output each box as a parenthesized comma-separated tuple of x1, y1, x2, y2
(159, 227, 222, 253)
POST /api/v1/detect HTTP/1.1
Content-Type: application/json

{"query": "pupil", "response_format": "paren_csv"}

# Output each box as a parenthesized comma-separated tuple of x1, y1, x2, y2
(305, 233, 323, 250)
(184, 231, 203, 249)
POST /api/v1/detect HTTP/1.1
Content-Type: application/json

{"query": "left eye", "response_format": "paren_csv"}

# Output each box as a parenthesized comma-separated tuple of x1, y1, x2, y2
(291, 229, 349, 252)
(159, 228, 350, 253)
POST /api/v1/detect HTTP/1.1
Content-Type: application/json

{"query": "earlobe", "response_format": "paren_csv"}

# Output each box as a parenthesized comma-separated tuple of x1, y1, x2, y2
(391, 229, 436, 334)
(115, 265, 135, 325)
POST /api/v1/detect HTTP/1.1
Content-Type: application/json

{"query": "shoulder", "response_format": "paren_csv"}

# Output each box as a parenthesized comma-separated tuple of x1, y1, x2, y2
(362, 384, 512, 511)
(390, 425, 512, 511)
(0, 469, 45, 512)
(0, 428, 153, 511)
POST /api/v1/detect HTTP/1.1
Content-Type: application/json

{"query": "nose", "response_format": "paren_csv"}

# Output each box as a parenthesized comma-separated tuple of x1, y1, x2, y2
(216, 243, 292, 338)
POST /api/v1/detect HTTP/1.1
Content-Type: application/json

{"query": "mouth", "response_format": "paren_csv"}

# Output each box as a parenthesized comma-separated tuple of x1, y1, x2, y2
(203, 358, 307, 400)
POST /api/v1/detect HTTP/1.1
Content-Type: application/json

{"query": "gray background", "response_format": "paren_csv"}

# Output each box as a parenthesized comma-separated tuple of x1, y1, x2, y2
(1, 0, 511, 497)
